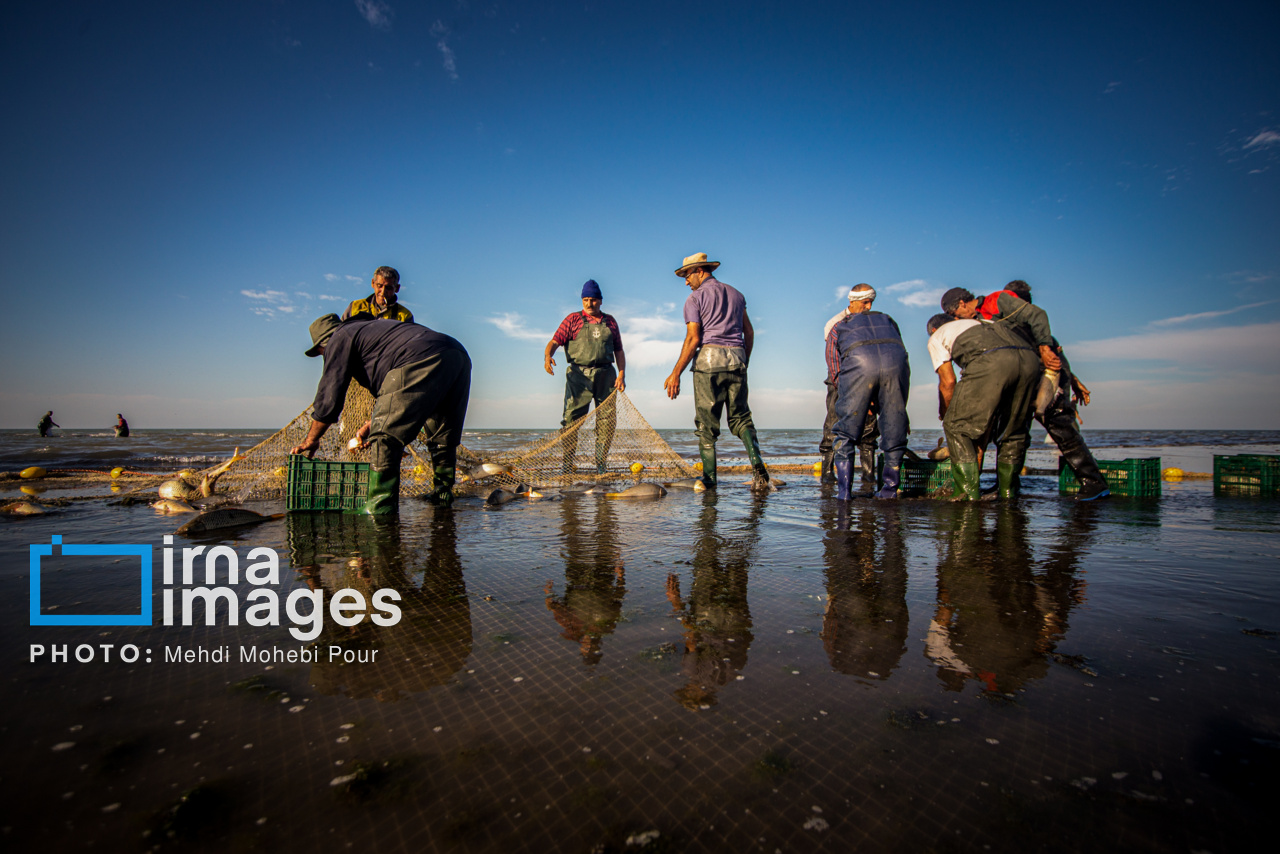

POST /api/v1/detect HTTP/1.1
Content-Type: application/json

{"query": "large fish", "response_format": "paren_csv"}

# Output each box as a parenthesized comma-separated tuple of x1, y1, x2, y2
(1034, 369, 1060, 418)
(927, 437, 950, 460)
(1, 501, 46, 516)
(663, 478, 707, 492)
(560, 481, 602, 495)
(176, 507, 281, 536)
(153, 499, 196, 514)
(158, 448, 244, 501)
(460, 462, 513, 483)
(605, 483, 667, 499)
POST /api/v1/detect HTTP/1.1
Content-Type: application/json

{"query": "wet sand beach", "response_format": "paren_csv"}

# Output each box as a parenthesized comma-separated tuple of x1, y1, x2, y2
(1, 451, 1276, 853)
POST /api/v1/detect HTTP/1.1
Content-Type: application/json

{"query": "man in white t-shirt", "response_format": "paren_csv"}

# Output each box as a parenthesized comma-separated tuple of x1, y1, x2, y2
(925, 313, 1040, 500)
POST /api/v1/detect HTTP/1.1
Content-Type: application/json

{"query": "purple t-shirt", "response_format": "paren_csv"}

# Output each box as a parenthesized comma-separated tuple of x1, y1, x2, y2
(682, 277, 746, 348)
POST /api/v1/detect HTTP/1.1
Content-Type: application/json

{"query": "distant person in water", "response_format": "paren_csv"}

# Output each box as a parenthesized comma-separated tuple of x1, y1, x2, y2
(37, 411, 58, 437)
(343, 266, 413, 323)
(115, 414, 130, 438)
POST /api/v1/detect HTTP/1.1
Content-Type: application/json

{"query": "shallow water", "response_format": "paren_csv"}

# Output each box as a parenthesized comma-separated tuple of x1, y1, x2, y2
(2, 469, 1276, 852)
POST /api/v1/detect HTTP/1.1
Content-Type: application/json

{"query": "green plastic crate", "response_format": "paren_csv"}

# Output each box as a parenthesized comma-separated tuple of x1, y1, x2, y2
(877, 456, 952, 495)
(1059, 457, 1161, 497)
(287, 454, 370, 512)
(1213, 454, 1280, 496)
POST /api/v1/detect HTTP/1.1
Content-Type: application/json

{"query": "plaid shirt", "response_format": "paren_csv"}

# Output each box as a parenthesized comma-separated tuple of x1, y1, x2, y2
(551, 312, 624, 352)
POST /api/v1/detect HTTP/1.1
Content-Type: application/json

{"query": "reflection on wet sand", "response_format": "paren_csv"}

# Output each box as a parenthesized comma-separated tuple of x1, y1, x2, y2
(545, 497, 626, 665)
(287, 510, 472, 702)
(926, 504, 1096, 693)
(664, 493, 763, 710)
(820, 503, 909, 680)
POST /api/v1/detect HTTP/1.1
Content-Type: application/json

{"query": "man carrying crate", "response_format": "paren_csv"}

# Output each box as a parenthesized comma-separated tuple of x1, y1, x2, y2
(291, 314, 471, 513)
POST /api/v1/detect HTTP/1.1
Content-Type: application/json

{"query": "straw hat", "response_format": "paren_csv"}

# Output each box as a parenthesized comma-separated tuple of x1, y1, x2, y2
(674, 252, 721, 277)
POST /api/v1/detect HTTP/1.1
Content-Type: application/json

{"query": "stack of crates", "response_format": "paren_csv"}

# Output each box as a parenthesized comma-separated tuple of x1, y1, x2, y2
(1213, 454, 1280, 497)
(1058, 457, 1161, 497)
(286, 454, 370, 512)
(877, 456, 952, 496)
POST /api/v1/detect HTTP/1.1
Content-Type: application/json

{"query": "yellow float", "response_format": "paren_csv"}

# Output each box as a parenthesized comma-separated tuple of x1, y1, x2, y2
(630, 462, 644, 474)
(110, 466, 124, 478)
(20, 466, 46, 479)
(1162, 467, 1185, 480)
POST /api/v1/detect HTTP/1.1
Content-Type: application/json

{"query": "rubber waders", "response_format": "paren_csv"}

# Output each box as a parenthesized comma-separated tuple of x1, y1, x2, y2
(951, 460, 981, 502)
(820, 450, 836, 483)
(742, 431, 771, 491)
(876, 462, 900, 500)
(430, 464, 456, 506)
(699, 445, 717, 488)
(834, 460, 854, 501)
(362, 468, 400, 515)
(996, 462, 1020, 499)
(859, 447, 876, 492)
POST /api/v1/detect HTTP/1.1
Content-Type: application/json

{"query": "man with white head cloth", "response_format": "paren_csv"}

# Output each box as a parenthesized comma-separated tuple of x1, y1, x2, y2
(824, 284, 911, 500)
(820, 284, 881, 490)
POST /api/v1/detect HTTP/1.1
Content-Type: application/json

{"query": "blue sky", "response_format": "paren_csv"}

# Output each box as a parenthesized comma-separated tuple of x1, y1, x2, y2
(2, 0, 1277, 430)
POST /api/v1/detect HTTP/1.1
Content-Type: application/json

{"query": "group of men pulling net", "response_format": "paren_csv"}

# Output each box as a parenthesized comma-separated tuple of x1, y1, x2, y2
(205, 383, 698, 502)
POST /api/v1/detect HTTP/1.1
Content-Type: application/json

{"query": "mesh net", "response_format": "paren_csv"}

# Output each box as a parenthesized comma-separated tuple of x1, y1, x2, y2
(201, 386, 697, 500)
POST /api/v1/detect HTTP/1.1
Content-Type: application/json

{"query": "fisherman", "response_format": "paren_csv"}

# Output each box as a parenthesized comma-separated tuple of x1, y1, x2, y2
(940, 285, 1060, 373)
(825, 285, 911, 500)
(115, 413, 130, 438)
(543, 279, 626, 473)
(992, 282, 1108, 500)
(343, 266, 414, 323)
(291, 314, 471, 513)
(37, 411, 58, 437)
(820, 285, 881, 489)
(663, 253, 769, 491)
(926, 312, 1040, 500)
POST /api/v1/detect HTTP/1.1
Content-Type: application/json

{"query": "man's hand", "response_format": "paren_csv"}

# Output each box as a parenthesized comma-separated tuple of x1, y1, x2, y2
(614, 372, 626, 392)
(1038, 345, 1062, 371)
(664, 373, 681, 400)
(290, 438, 320, 458)
(354, 420, 372, 448)
(1072, 378, 1091, 407)
(544, 354, 556, 376)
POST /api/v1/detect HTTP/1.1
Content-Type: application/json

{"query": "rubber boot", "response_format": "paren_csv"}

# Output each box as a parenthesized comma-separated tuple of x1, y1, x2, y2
(819, 450, 835, 483)
(699, 445, 717, 488)
(742, 430, 771, 492)
(1059, 439, 1109, 501)
(427, 444, 457, 507)
(361, 468, 401, 515)
(996, 462, 1021, 499)
(876, 461, 900, 500)
(834, 460, 854, 501)
(858, 446, 877, 494)
(951, 460, 981, 502)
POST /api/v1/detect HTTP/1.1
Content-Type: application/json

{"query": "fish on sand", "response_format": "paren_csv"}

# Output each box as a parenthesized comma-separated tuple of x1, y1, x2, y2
(158, 448, 245, 501)
(176, 507, 281, 536)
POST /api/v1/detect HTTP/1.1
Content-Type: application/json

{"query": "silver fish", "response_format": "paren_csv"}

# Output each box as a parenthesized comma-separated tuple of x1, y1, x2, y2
(1034, 370, 1060, 418)
(664, 478, 707, 492)
(153, 499, 196, 514)
(462, 462, 513, 483)
(485, 488, 519, 505)
(559, 481, 601, 494)
(158, 448, 245, 500)
(606, 483, 667, 499)
(176, 507, 280, 536)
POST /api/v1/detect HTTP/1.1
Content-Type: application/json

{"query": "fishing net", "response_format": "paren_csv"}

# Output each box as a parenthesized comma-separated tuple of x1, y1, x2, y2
(203, 386, 697, 500)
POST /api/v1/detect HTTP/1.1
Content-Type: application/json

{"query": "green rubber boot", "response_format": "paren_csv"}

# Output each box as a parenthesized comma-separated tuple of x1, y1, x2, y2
(996, 462, 1020, 499)
(361, 468, 401, 515)
(950, 460, 981, 502)
(699, 444, 717, 488)
(740, 428, 771, 492)
(426, 444, 458, 507)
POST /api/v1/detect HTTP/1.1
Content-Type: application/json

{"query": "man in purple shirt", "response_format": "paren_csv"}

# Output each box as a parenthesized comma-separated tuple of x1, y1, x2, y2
(664, 253, 770, 491)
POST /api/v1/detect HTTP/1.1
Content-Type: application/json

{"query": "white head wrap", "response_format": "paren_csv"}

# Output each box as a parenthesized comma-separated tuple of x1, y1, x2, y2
(848, 285, 876, 304)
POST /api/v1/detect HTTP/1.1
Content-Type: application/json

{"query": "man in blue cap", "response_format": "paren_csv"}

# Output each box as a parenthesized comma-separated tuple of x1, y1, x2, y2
(544, 279, 626, 473)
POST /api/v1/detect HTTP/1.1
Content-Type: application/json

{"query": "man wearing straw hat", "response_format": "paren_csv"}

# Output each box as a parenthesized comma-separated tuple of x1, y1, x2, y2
(664, 253, 770, 492)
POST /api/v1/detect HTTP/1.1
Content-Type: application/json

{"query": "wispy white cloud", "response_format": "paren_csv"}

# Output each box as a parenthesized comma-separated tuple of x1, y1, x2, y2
(241, 289, 289, 303)
(1103, 81, 1121, 94)
(1244, 129, 1280, 150)
(355, 0, 393, 30)
(486, 312, 551, 342)
(346, 274, 362, 283)
(885, 278, 947, 309)
(319, 294, 343, 302)
(1068, 321, 1280, 375)
(430, 20, 459, 80)
(1147, 299, 1279, 328)
(323, 273, 340, 282)
(618, 307, 685, 369)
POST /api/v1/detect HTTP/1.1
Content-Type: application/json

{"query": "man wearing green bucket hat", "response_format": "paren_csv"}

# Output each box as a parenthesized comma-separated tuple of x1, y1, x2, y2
(292, 313, 471, 513)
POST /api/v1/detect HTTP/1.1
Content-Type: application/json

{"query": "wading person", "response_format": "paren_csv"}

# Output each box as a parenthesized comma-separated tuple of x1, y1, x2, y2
(927, 313, 1040, 501)
(825, 285, 911, 500)
(543, 279, 626, 474)
(115, 413, 129, 438)
(663, 253, 769, 491)
(37, 411, 58, 437)
(343, 266, 414, 322)
(291, 313, 470, 513)
(820, 287, 880, 488)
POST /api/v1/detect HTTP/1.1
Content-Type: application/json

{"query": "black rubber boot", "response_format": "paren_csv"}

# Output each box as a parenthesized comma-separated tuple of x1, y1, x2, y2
(876, 461, 900, 499)
(820, 450, 835, 483)
(699, 444, 717, 488)
(951, 460, 981, 502)
(361, 468, 401, 515)
(859, 446, 877, 494)
(1059, 439, 1109, 501)
(996, 462, 1021, 499)
(427, 444, 457, 507)
(834, 460, 853, 501)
